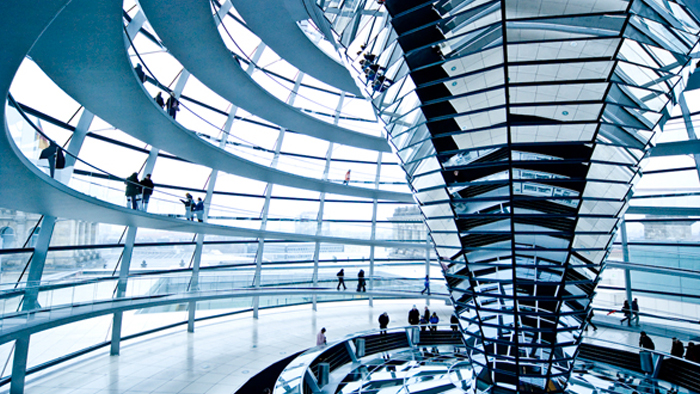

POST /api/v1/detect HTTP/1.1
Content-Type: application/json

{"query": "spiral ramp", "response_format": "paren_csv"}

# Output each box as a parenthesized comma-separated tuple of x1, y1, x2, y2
(0, 0, 419, 241)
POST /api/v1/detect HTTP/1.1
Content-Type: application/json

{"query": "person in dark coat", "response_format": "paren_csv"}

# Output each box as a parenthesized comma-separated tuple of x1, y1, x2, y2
(356, 269, 366, 292)
(620, 300, 631, 326)
(639, 331, 655, 350)
(39, 141, 59, 178)
(378, 312, 389, 335)
(139, 174, 154, 212)
(166, 94, 180, 119)
(180, 193, 194, 220)
(631, 298, 640, 326)
(134, 63, 146, 83)
(686, 342, 698, 362)
(154, 92, 165, 109)
(124, 172, 141, 210)
(671, 338, 685, 358)
(408, 305, 420, 325)
(336, 269, 346, 290)
(194, 198, 205, 222)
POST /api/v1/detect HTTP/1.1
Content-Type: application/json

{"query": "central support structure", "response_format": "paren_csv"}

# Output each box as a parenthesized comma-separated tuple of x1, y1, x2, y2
(345, 0, 700, 391)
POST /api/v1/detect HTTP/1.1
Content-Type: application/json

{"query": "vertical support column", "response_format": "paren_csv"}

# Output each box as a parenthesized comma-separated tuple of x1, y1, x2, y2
(214, 0, 233, 25)
(190, 44, 266, 325)
(143, 148, 159, 177)
(252, 128, 286, 318)
(62, 109, 94, 177)
(311, 143, 333, 311)
(125, 11, 146, 41)
(172, 70, 190, 98)
(425, 232, 431, 306)
(368, 152, 382, 307)
(110, 226, 138, 356)
(252, 71, 301, 317)
(620, 218, 632, 308)
(188, 109, 234, 332)
(311, 92, 345, 311)
(9, 335, 30, 394)
(22, 216, 57, 311)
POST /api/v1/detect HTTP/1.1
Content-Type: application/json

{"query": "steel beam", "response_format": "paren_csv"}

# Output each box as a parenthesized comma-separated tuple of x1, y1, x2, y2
(110, 226, 138, 355)
(368, 152, 382, 307)
(21, 216, 56, 312)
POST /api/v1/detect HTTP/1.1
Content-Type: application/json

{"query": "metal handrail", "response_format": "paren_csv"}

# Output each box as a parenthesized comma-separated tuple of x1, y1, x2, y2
(583, 335, 700, 369)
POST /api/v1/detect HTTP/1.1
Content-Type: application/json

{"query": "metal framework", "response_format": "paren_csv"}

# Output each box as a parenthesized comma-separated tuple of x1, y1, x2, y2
(326, 0, 700, 392)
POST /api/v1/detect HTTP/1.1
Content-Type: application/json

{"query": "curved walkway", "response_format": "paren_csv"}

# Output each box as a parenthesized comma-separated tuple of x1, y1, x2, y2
(0, 3, 421, 252)
(0, 120, 425, 248)
(138, 0, 388, 152)
(12, 299, 452, 394)
(0, 288, 446, 344)
(28, 0, 409, 202)
(230, 0, 361, 95)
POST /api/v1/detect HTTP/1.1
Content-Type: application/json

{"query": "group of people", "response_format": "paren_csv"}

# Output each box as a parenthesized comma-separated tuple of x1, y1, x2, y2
(336, 268, 366, 292)
(124, 173, 154, 211)
(671, 337, 700, 361)
(180, 193, 205, 222)
(619, 298, 640, 326)
(407, 305, 445, 332)
(154, 92, 180, 119)
(359, 52, 393, 93)
(134, 63, 180, 120)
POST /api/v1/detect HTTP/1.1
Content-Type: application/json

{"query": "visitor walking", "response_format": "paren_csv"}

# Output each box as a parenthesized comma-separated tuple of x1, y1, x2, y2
(154, 92, 165, 109)
(194, 197, 205, 222)
(180, 193, 194, 220)
(316, 328, 327, 346)
(166, 94, 180, 119)
(586, 309, 598, 331)
(408, 305, 420, 325)
(140, 174, 154, 212)
(124, 172, 141, 210)
(620, 300, 631, 326)
(378, 312, 389, 334)
(134, 63, 146, 83)
(357, 269, 366, 292)
(429, 312, 439, 332)
(336, 269, 346, 290)
(639, 331, 655, 350)
(343, 170, 351, 185)
(631, 298, 640, 326)
(421, 275, 430, 295)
